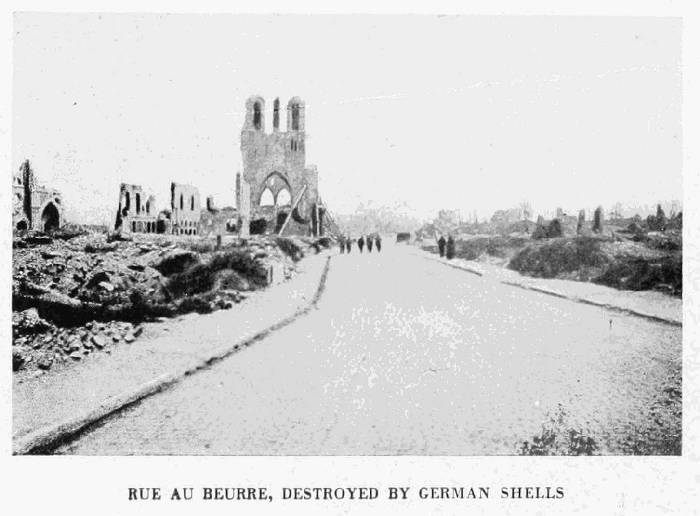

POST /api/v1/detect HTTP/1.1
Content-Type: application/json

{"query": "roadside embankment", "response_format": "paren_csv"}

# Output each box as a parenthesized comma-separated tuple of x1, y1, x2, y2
(416, 246, 681, 326)
(12, 230, 333, 376)
(419, 231, 681, 298)
(13, 247, 333, 454)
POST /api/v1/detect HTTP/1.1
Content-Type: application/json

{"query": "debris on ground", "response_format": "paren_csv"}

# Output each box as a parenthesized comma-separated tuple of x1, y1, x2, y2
(12, 230, 334, 375)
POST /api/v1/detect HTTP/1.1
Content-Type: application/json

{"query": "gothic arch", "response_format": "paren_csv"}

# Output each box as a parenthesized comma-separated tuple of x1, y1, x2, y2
(260, 188, 274, 206)
(287, 97, 305, 131)
(253, 102, 262, 130)
(259, 171, 292, 207)
(276, 188, 291, 207)
(40, 201, 60, 232)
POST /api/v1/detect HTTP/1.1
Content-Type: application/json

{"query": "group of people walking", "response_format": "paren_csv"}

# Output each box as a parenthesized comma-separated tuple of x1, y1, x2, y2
(437, 234, 456, 259)
(339, 234, 382, 254)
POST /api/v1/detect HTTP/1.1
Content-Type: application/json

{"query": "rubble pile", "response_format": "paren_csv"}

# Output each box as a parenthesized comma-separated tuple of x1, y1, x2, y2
(13, 307, 143, 375)
(12, 231, 328, 374)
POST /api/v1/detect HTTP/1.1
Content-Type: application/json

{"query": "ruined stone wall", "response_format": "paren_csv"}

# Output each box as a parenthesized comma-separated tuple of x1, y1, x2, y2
(115, 183, 158, 234)
(558, 215, 578, 237)
(170, 182, 201, 235)
(199, 204, 239, 237)
(13, 160, 64, 232)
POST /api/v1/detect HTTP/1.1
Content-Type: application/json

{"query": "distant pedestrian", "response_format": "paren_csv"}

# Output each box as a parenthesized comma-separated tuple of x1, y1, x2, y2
(375, 235, 382, 253)
(445, 235, 456, 260)
(339, 235, 345, 254)
(358, 235, 365, 253)
(437, 235, 446, 257)
(367, 235, 373, 252)
(345, 236, 352, 253)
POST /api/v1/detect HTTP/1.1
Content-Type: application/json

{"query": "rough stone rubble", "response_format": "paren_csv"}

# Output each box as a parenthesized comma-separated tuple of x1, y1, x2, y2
(12, 230, 332, 376)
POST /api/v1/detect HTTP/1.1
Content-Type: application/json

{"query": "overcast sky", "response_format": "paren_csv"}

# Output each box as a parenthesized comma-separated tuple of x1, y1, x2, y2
(13, 14, 681, 225)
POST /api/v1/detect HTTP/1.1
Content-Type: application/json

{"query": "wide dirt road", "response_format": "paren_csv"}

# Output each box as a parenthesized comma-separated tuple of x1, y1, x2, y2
(56, 243, 681, 455)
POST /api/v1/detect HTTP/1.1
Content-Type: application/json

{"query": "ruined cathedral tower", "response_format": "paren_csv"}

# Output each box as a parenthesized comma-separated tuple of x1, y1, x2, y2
(237, 95, 323, 236)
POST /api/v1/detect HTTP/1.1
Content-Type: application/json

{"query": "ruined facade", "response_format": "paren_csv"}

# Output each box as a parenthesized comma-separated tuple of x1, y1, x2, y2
(107, 95, 331, 239)
(199, 196, 239, 237)
(170, 182, 201, 235)
(238, 96, 325, 236)
(114, 183, 158, 234)
(113, 182, 239, 237)
(13, 160, 64, 232)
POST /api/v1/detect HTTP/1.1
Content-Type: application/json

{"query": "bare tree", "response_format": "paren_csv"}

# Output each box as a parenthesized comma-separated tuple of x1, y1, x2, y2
(669, 199, 681, 218)
(519, 200, 533, 221)
(611, 202, 623, 220)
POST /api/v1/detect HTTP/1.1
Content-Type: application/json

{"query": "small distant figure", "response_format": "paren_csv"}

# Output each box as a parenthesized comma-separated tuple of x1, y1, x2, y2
(375, 234, 382, 252)
(367, 235, 374, 252)
(437, 235, 446, 258)
(358, 235, 365, 253)
(339, 235, 346, 254)
(445, 235, 456, 260)
(609, 319, 613, 330)
(345, 236, 352, 254)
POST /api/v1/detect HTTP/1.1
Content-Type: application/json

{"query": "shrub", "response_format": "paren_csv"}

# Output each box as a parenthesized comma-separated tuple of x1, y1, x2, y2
(211, 269, 251, 291)
(509, 237, 611, 278)
(317, 237, 333, 248)
(276, 237, 304, 261)
(519, 426, 598, 456)
(546, 219, 562, 238)
(645, 233, 682, 252)
(177, 295, 213, 314)
(593, 206, 604, 233)
(167, 249, 267, 297)
(518, 405, 598, 456)
(153, 250, 200, 276)
(594, 254, 681, 295)
(647, 204, 669, 232)
(452, 237, 528, 260)
(667, 211, 682, 230)
(532, 225, 548, 239)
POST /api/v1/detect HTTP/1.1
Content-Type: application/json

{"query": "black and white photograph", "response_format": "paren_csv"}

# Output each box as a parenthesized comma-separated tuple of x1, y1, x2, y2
(9, 12, 684, 455)
(3, 4, 699, 514)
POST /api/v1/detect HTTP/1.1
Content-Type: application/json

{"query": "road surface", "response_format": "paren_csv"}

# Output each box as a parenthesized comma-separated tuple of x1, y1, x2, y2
(55, 243, 681, 455)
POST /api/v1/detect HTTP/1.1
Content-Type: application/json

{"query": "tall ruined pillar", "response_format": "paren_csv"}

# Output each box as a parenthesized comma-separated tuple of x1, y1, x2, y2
(20, 160, 34, 229)
(238, 174, 251, 238)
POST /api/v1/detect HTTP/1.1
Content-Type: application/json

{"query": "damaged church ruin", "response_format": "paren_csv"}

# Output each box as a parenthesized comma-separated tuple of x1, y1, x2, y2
(13, 160, 64, 232)
(237, 96, 328, 237)
(113, 95, 331, 238)
(114, 181, 238, 237)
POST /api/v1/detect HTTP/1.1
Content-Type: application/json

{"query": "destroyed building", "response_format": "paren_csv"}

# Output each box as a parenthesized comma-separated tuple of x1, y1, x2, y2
(200, 196, 239, 237)
(109, 95, 334, 239)
(114, 183, 158, 234)
(13, 160, 64, 232)
(113, 182, 240, 237)
(170, 182, 201, 235)
(237, 96, 326, 236)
